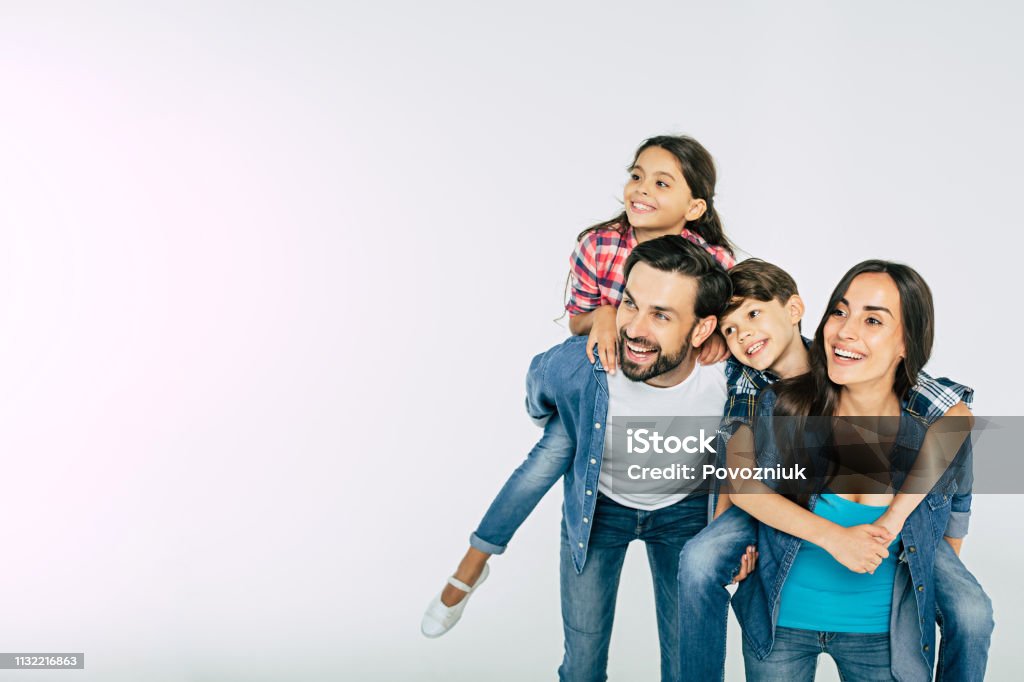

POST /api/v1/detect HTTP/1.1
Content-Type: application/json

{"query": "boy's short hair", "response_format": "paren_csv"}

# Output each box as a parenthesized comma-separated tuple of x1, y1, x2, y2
(722, 259, 800, 318)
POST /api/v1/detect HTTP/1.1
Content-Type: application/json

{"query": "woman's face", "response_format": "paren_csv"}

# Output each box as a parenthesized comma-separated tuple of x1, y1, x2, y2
(824, 272, 907, 391)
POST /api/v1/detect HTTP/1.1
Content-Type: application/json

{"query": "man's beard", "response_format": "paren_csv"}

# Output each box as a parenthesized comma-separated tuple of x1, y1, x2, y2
(618, 324, 695, 382)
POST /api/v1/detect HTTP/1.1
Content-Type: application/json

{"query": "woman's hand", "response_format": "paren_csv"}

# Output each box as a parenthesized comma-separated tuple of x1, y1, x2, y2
(586, 305, 619, 372)
(698, 333, 731, 365)
(873, 508, 908, 538)
(821, 524, 894, 574)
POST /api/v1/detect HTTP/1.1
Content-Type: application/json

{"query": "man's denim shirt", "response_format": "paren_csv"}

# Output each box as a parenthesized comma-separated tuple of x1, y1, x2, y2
(524, 336, 612, 574)
(731, 389, 974, 682)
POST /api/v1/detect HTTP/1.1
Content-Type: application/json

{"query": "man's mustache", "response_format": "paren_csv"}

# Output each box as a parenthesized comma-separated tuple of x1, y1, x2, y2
(620, 330, 660, 352)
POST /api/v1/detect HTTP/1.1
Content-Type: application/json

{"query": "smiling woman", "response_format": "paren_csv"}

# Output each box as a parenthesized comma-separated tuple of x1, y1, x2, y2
(777, 261, 936, 419)
(730, 260, 994, 682)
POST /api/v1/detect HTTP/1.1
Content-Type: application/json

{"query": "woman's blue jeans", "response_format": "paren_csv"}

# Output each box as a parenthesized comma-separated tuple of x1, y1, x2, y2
(742, 626, 895, 681)
(676, 507, 993, 681)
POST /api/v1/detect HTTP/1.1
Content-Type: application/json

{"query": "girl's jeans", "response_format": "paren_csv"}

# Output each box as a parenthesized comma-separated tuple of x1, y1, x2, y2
(470, 417, 573, 554)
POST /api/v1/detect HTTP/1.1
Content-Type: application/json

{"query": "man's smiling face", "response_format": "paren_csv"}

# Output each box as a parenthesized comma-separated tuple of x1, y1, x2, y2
(616, 262, 716, 386)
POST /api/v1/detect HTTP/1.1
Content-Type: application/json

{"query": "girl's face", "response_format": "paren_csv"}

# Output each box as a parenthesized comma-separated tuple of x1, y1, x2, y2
(824, 273, 907, 391)
(624, 146, 707, 233)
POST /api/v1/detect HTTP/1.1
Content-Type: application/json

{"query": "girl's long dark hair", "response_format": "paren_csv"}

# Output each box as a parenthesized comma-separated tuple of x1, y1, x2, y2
(576, 135, 735, 254)
(768, 260, 935, 505)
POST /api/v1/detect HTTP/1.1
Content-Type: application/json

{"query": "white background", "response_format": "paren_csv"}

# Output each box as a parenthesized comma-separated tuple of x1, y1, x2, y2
(1, 2, 1021, 680)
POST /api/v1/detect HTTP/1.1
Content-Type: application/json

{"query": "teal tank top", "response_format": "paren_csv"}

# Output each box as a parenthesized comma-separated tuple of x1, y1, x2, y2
(776, 493, 899, 633)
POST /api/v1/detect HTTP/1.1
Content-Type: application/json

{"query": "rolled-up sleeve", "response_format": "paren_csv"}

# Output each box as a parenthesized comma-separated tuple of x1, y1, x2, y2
(944, 434, 975, 538)
(945, 506, 971, 539)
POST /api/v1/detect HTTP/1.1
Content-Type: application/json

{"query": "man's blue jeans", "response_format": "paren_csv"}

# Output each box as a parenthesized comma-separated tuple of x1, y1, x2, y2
(742, 627, 895, 681)
(559, 493, 708, 682)
(676, 507, 993, 681)
(470, 417, 573, 555)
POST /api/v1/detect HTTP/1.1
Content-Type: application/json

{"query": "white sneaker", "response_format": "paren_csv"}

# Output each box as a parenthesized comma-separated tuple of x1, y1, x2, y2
(420, 563, 490, 638)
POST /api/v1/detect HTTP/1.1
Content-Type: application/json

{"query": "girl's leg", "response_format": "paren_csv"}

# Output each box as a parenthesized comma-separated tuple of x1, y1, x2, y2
(742, 626, 818, 682)
(440, 547, 490, 606)
(444, 417, 574, 606)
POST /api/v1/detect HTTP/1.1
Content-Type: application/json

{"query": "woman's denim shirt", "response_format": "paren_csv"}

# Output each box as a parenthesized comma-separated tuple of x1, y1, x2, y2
(732, 389, 973, 682)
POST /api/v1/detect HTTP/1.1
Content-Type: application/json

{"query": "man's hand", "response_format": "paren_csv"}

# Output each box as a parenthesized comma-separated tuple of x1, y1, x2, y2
(731, 545, 758, 584)
(821, 524, 894, 574)
(586, 305, 619, 373)
(698, 333, 731, 365)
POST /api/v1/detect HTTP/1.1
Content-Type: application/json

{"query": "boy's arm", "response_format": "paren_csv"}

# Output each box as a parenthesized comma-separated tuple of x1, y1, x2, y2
(713, 359, 752, 518)
(716, 358, 765, 512)
(874, 401, 974, 538)
(944, 420, 975, 556)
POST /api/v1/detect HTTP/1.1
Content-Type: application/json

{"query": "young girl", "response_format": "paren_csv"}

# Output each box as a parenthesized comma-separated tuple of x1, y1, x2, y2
(566, 135, 736, 372)
(421, 135, 737, 637)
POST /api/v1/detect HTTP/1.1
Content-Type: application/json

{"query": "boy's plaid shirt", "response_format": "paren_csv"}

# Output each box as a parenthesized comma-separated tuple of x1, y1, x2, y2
(720, 344, 974, 441)
(565, 224, 736, 316)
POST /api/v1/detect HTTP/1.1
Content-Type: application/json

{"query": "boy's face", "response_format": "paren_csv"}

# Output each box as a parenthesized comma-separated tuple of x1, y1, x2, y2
(719, 296, 802, 372)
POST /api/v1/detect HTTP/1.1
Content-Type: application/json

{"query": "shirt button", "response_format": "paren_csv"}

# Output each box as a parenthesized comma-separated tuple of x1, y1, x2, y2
(909, 546, 917, 553)
(591, 458, 597, 464)
(586, 490, 593, 496)
(923, 644, 930, 652)
(583, 517, 589, 523)
(917, 585, 925, 592)
(595, 423, 602, 429)
(578, 542, 584, 548)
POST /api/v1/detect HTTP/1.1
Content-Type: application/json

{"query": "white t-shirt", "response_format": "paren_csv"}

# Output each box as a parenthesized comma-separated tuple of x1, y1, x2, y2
(598, 361, 727, 510)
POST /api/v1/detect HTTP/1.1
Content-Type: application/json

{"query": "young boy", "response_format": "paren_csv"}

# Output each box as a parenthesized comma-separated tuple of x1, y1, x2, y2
(676, 259, 992, 681)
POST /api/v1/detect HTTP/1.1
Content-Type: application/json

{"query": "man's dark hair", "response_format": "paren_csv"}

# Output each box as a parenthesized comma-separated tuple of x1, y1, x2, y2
(623, 235, 732, 317)
(722, 258, 800, 318)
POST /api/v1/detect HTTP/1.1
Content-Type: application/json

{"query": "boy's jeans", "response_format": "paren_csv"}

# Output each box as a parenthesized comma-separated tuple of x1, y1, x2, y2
(559, 493, 707, 682)
(676, 507, 993, 681)
(676, 505, 758, 681)
(470, 417, 573, 554)
(742, 627, 894, 681)
(934, 537, 995, 681)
